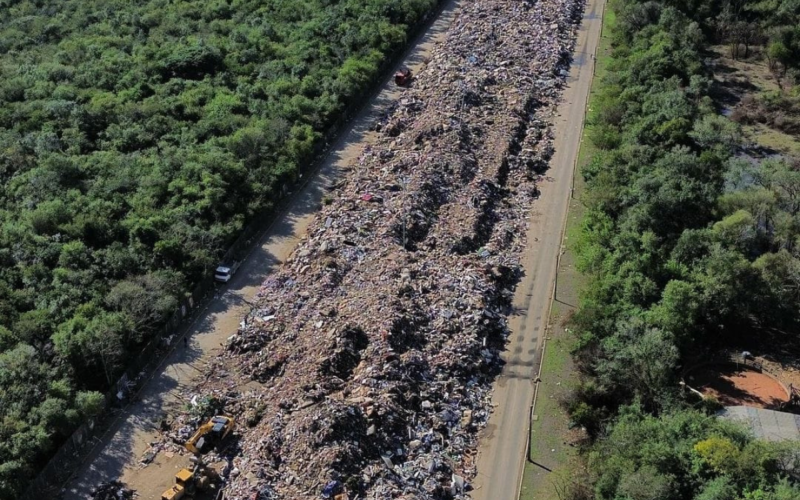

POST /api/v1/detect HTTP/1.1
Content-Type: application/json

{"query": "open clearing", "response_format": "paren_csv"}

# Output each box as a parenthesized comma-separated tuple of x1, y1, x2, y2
(712, 45, 800, 156)
(689, 364, 789, 409)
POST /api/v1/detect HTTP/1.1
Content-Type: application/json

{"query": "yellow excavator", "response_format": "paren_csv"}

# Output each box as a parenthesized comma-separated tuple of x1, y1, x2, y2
(161, 416, 234, 500)
(184, 415, 234, 455)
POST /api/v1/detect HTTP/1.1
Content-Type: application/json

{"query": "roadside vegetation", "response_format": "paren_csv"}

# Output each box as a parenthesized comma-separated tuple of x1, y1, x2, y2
(0, 1, 436, 497)
(565, 0, 800, 498)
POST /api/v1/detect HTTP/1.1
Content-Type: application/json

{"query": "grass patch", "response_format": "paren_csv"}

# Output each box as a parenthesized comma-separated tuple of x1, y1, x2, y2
(712, 45, 783, 95)
(744, 123, 800, 155)
(576, 8, 615, 170)
(518, 4, 614, 500)
(711, 44, 800, 155)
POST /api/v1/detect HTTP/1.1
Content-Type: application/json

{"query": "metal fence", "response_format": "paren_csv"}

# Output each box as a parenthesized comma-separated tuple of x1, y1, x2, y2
(683, 349, 766, 377)
(20, 2, 447, 498)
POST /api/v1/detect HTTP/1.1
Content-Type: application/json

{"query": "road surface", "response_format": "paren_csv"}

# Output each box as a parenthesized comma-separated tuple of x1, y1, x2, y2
(471, 0, 605, 499)
(59, 2, 462, 498)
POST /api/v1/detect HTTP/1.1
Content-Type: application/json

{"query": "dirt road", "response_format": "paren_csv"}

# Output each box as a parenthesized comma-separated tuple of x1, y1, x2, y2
(471, 1, 604, 499)
(59, 3, 461, 499)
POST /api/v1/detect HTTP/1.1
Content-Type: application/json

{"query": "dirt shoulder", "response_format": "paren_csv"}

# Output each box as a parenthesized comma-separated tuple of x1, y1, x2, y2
(470, 1, 605, 500)
(59, 3, 462, 499)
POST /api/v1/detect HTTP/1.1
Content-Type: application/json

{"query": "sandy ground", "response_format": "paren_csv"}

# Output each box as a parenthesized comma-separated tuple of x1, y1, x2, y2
(471, 1, 604, 499)
(760, 356, 800, 393)
(690, 365, 789, 409)
(59, 2, 462, 499)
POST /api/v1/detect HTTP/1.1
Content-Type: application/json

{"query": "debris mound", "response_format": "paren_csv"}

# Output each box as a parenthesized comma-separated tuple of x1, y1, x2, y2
(188, 0, 585, 497)
(90, 481, 135, 500)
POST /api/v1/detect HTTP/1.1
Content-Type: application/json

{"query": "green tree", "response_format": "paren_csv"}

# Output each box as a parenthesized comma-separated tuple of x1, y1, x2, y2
(75, 391, 105, 418)
(597, 320, 679, 405)
(53, 308, 133, 386)
(767, 41, 792, 74)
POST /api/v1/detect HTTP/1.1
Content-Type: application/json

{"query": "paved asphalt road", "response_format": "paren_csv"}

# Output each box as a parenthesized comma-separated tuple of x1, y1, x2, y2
(471, 1, 605, 499)
(59, 2, 461, 499)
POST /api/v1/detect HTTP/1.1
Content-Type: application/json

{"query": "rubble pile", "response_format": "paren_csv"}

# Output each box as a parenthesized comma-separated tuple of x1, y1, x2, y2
(90, 481, 135, 500)
(139, 414, 200, 465)
(203, 0, 584, 498)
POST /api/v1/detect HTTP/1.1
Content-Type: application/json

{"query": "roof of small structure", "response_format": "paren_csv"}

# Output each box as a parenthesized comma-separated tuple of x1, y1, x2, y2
(718, 406, 800, 442)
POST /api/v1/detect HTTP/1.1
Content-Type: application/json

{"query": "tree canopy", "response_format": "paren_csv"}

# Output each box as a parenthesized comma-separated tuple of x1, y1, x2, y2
(570, 0, 800, 497)
(0, 0, 436, 497)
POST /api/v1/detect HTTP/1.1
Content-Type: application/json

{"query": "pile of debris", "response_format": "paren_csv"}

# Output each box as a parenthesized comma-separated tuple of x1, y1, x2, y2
(90, 481, 135, 500)
(193, 0, 584, 498)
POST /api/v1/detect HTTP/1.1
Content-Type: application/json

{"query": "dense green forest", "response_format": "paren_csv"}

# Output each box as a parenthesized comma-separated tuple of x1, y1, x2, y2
(0, 0, 435, 497)
(569, 0, 800, 498)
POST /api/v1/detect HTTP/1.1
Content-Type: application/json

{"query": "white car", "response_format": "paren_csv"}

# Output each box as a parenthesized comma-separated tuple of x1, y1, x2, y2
(214, 263, 239, 283)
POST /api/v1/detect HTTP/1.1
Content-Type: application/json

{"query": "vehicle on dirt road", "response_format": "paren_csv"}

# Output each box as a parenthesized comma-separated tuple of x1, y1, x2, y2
(213, 262, 240, 283)
(161, 416, 233, 499)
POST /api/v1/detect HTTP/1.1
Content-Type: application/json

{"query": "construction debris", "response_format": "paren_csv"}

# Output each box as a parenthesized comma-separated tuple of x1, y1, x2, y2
(395, 67, 413, 87)
(90, 481, 135, 500)
(165, 0, 584, 498)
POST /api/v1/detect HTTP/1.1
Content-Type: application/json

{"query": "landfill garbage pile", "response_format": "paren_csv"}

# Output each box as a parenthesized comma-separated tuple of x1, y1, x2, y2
(201, 0, 584, 498)
(90, 481, 135, 500)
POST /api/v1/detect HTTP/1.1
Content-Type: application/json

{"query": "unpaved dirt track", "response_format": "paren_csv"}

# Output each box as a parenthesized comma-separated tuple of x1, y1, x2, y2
(59, 2, 461, 498)
(471, 0, 604, 499)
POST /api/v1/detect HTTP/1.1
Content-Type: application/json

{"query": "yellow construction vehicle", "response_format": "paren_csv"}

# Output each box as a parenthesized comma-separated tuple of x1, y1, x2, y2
(160, 466, 213, 500)
(161, 415, 233, 499)
(185, 415, 234, 455)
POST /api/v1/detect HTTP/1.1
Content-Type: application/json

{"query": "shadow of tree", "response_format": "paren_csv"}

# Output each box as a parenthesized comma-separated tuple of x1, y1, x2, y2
(691, 365, 787, 409)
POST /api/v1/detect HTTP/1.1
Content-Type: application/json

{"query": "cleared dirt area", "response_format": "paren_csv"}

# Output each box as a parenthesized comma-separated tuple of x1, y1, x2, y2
(712, 45, 782, 98)
(689, 364, 789, 409)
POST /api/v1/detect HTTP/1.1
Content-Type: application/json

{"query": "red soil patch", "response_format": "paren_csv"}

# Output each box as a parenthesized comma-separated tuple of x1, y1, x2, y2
(688, 364, 789, 409)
